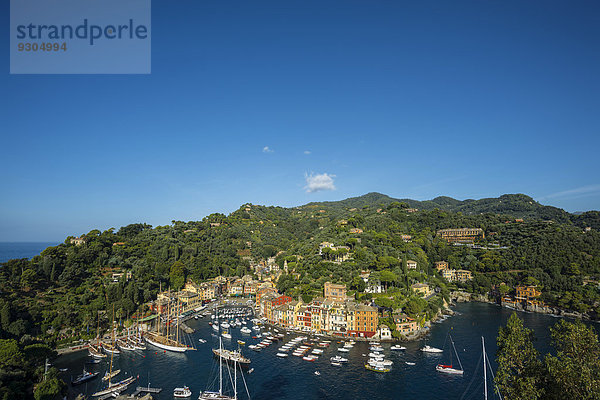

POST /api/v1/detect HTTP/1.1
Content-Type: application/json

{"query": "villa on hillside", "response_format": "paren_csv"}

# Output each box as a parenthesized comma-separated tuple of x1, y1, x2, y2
(437, 228, 485, 244)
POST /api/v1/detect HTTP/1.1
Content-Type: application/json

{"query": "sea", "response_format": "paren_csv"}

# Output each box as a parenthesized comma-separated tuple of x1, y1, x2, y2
(0, 242, 59, 263)
(54, 303, 599, 400)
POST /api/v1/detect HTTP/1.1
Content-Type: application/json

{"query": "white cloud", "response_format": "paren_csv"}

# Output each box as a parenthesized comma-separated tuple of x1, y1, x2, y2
(304, 172, 336, 193)
(304, 150, 311, 155)
(540, 184, 600, 200)
(262, 146, 273, 153)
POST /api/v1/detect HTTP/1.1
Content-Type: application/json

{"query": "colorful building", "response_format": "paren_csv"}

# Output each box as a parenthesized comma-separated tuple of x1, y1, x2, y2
(394, 313, 418, 334)
(324, 282, 347, 301)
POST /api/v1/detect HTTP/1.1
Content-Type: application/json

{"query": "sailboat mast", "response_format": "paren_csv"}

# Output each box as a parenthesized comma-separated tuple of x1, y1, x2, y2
(234, 358, 238, 400)
(109, 305, 115, 386)
(166, 288, 170, 339)
(483, 336, 488, 400)
(158, 282, 162, 335)
(96, 311, 100, 347)
(219, 337, 223, 395)
(176, 294, 180, 344)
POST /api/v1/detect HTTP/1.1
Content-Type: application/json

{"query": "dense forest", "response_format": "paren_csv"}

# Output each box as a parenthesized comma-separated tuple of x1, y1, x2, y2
(495, 313, 600, 400)
(0, 192, 599, 398)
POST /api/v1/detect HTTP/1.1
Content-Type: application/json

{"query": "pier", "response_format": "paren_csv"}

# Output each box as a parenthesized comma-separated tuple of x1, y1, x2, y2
(131, 386, 162, 396)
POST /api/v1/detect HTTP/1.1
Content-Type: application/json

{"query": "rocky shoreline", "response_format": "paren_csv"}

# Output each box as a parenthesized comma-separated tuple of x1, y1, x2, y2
(449, 290, 598, 322)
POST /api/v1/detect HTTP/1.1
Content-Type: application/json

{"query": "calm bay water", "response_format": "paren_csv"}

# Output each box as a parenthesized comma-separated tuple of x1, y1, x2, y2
(55, 302, 598, 400)
(0, 242, 58, 263)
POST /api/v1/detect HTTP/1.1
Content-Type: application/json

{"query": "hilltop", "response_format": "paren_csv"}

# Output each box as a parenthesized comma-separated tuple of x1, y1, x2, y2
(304, 192, 599, 229)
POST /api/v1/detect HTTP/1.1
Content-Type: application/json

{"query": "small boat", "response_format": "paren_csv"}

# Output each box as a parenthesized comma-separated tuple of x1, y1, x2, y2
(276, 353, 288, 358)
(102, 369, 121, 382)
(314, 371, 320, 376)
(240, 327, 252, 334)
(421, 345, 443, 353)
(86, 359, 101, 364)
(173, 386, 192, 398)
(390, 345, 406, 351)
(405, 362, 416, 366)
(237, 340, 246, 346)
(302, 356, 316, 361)
(71, 369, 99, 385)
(338, 348, 350, 353)
(222, 331, 232, 339)
(369, 346, 384, 352)
(198, 339, 207, 343)
(330, 356, 348, 363)
(88, 344, 106, 359)
(331, 362, 342, 366)
(248, 368, 254, 374)
(365, 363, 390, 373)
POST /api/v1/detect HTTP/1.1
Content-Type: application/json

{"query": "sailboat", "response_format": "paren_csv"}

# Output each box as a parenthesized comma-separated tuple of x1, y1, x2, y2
(102, 368, 121, 382)
(435, 334, 464, 375)
(129, 311, 147, 350)
(480, 337, 503, 399)
(89, 312, 107, 359)
(102, 324, 121, 356)
(145, 289, 194, 353)
(92, 307, 136, 396)
(199, 337, 251, 400)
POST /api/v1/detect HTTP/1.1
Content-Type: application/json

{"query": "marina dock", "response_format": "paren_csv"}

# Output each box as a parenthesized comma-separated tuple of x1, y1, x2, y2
(131, 386, 162, 396)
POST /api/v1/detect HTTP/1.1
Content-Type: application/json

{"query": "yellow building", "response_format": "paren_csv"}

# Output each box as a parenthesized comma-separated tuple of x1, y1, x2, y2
(515, 285, 541, 305)
(441, 269, 473, 283)
(435, 261, 449, 271)
(411, 283, 432, 297)
(437, 228, 485, 243)
(455, 270, 473, 283)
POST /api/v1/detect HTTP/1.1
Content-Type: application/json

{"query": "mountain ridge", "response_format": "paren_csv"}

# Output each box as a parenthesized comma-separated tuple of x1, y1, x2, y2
(301, 192, 599, 228)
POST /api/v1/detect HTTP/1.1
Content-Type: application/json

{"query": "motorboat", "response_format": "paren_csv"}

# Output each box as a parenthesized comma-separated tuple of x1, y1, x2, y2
(421, 345, 443, 353)
(173, 386, 192, 398)
(71, 369, 99, 385)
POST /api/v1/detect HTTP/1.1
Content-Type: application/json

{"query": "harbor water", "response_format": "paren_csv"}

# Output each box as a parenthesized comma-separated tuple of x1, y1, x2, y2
(55, 302, 598, 400)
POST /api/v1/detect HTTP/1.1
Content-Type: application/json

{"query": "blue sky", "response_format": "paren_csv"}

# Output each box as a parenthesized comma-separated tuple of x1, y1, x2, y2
(1, 0, 599, 241)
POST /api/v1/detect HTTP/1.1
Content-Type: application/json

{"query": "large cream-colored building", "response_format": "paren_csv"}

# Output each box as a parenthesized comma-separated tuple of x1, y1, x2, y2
(441, 269, 473, 283)
(324, 282, 347, 301)
(437, 228, 485, 243)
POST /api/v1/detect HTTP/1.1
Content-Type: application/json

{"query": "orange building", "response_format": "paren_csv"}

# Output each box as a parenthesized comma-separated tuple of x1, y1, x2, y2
(324, 282, 346, 301)
(347, 303, 378, 338)
(394, 313, 418, 334)
(515, 285, 541, 305)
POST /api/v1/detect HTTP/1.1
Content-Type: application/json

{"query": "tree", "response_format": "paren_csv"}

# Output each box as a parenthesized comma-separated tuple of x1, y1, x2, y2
(20, 268, 39, 289)
(0, 339, 24, 369)
(34, 375, 65, 400)
(169, 261, 186, 290)
(495, 313, 545, 400)
(379, 270, 398, 290)
(545, 319, 600, 399)
(499, 283, 511, 297)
